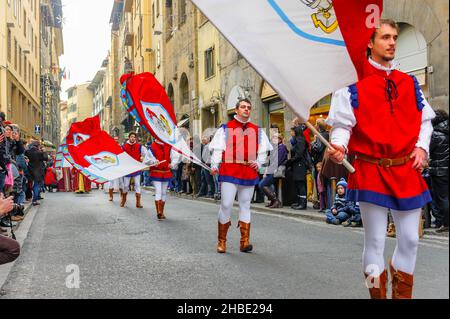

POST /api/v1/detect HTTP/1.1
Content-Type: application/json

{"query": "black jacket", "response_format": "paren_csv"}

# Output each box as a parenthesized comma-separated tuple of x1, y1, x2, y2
(287, 127, 308, 181)
(311, 129, 330, 165)
(429, 119, 449, 177)
(24, 146, 48, 183)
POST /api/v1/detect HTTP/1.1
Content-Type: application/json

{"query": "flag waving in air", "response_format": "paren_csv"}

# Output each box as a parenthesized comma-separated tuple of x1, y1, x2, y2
(120, 72, 210, 170)
(58, 116, 148, 183)
(191, 0, 383, 121)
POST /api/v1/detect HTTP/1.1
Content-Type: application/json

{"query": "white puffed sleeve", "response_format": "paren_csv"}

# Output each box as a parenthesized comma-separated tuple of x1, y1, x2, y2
(415, 91, 436, 156)
(257, 129, 274, 169)
(209, 127, 226, 170)
(170, 148, 182, 170)
(143, 147, 157, 166)
(326, 87, 357, 150)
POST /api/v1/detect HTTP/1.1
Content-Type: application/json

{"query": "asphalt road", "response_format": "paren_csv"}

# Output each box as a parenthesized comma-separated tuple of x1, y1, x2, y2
(1, 190, 448, 299)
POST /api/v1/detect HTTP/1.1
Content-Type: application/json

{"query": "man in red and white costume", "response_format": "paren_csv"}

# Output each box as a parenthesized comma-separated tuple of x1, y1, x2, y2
(143, 139, 180, 220)
(108, 136, 124, 202)
(210, 98, 272, 254)
(121, 132, 147, 208)
(327, 20, 435, 299)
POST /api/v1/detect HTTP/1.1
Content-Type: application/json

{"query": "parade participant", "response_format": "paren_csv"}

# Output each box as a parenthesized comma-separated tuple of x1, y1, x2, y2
(210, 98, 272, 254)
(327, 20, 435, 299)
(143, 139, 180, 220)
(71, 167, 91, 194)
(108, 136, 124, 202)
(121, 132, 146, 208)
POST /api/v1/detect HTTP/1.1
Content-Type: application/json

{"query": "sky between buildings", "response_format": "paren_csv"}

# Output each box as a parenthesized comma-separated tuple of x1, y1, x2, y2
(59, 0, 113, 100)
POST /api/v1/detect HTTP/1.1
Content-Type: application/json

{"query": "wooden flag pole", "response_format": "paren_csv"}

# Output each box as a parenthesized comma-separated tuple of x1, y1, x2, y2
(304, 121, 356, 174)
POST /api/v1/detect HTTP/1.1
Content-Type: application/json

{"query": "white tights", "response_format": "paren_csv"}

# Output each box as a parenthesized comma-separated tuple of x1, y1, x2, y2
(360, 202, 421, 276)
(154, 181, 169, 201)
(218, 182, 254, 224)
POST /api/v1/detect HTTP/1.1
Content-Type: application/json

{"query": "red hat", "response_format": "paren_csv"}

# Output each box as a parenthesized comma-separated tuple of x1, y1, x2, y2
(3, 121, 13, 125)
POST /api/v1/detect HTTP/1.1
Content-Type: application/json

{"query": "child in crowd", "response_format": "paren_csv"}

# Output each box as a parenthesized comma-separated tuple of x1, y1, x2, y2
(315, 162, 327, 213)
(326, 178, 360, 226)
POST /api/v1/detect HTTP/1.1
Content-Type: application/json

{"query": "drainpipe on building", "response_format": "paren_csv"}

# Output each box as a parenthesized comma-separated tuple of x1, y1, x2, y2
(193, 5, 200, 136)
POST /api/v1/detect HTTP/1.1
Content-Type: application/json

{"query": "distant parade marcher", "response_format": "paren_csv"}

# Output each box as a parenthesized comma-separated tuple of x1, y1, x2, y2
(71, 167, 91, 194)
(327, 20, 435, 299)
(108, 136, 124, 202)
(144, 139, 180, 220)
(120, 133, 146, 208)
(210, 98, 272, 254)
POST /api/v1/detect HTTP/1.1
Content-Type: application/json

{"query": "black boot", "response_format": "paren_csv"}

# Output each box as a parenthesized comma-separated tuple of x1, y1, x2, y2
(292, 197, 307, 210)
(262, 187, 282, 208)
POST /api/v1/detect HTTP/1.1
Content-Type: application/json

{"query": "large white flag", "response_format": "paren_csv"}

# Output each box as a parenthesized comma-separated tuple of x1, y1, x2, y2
(191, 0, 382, 121)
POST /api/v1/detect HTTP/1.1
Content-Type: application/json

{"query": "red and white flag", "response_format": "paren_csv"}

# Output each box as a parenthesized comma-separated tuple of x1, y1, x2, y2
(60, 116, 147, 183)
(121, 72, 210, 170)
(191, 0, 383, 121)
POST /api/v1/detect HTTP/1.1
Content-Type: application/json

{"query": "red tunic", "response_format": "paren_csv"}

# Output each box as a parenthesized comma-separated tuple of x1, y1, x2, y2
(346, 61, 431, 211)
(122, 142, 143, 177)
(149, 142, 173, 182)
(219, 119, 260, 186)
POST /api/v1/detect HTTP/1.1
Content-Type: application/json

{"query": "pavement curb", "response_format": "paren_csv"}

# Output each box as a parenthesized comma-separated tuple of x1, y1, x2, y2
(0, 202, 40, 291)
(143, 186, 449, 239)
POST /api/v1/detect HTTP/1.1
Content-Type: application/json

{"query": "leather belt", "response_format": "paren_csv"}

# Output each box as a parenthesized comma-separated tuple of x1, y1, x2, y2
(151, 169, 171, 174)
(356, 154, 411, 168)
(223, 160, 251, 165)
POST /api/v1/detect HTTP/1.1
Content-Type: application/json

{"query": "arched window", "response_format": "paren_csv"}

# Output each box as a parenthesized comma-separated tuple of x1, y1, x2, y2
(179, 0, 187, 25)
(396, 23, 428, 74)
(396, 23, 428, 94)
(179, 73, 189, 106)
(167, 83, 175, 108)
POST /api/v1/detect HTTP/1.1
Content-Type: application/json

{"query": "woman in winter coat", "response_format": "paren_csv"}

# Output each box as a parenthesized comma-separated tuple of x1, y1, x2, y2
(429, 110, 449, 233)
(286, 126, 308, 210)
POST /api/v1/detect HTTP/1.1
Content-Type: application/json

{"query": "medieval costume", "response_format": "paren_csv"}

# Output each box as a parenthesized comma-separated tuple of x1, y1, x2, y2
(327, 58, 435, 299)
(143, 140, 180, 220)
(210, 116, 272, 253)
(121, 141, 146, 208)
(108, 178, 124, 202)
(71, 167, 91, 194)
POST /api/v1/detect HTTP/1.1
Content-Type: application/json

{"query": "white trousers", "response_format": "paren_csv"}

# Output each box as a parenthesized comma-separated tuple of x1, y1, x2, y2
(218, 182, 254, 224)
(108, 178, 123, 191)
(123, 176, 141, 194)
(360, 202, 421, 276)
(154, 181, 169, 201)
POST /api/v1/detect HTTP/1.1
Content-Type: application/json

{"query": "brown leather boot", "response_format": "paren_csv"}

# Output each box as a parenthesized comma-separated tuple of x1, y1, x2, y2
(390, 264, 414, 299)
(156, 200, 165, 220)
(155, 200, 161, 218)
(159, 201, 166, 219)
(364, 269, 388, 299)
(120, 193, 127, 207)
(238, 221, 253, 253)
(136, 193, 143, 208)
(217, 221, 231, 253)
(263, 187, 282, 209)
(109, 189, 114, 201)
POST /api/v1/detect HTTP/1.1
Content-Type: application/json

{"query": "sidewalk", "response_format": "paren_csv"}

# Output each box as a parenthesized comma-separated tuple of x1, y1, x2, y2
(143, 186, 449, 239)
(0, 201, 36, 290)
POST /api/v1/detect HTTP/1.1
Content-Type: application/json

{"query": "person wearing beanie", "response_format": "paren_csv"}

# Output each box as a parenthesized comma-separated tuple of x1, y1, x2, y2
(326, 178, 351, 225)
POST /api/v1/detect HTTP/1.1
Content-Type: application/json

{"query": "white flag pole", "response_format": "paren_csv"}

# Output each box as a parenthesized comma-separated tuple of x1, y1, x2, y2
(304, 122, 355, 174)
